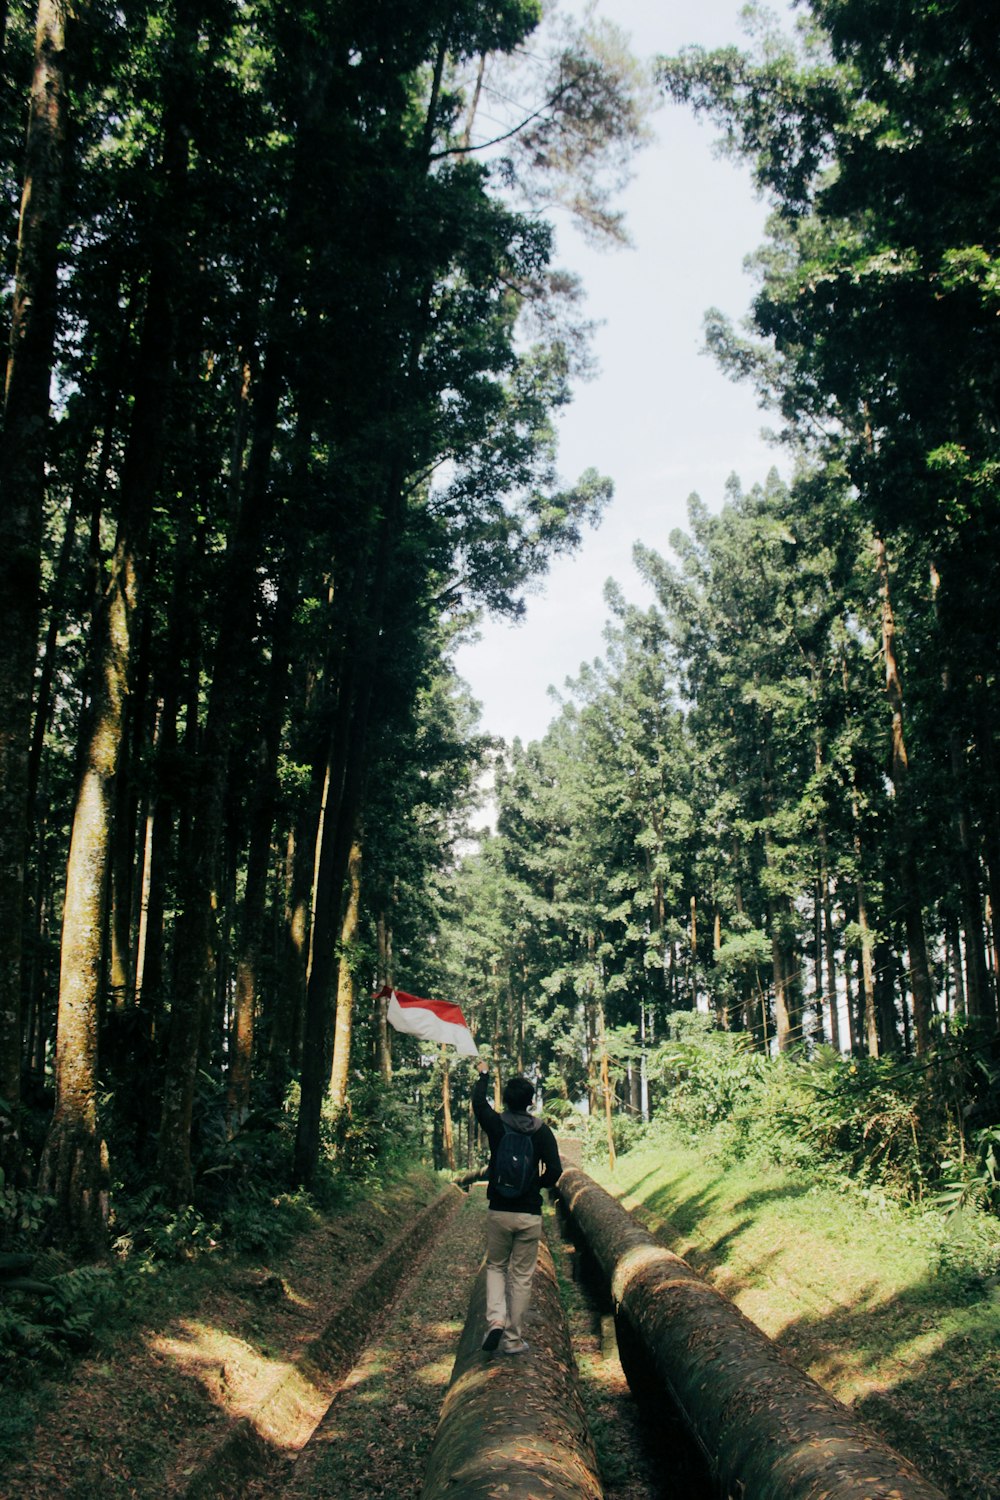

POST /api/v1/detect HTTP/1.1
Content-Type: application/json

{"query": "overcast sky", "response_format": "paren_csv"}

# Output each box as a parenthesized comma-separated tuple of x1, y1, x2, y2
(453, 0, 794, 746)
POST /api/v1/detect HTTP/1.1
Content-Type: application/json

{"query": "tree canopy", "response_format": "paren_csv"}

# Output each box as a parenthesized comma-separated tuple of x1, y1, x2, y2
(2, 0, 998, 1274)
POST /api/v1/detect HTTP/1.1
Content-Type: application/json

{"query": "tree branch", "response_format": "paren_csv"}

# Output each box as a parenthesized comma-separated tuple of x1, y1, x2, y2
(429, 77, 576, 161)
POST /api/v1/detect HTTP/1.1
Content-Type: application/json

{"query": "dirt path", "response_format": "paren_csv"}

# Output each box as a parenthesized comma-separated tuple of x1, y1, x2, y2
(2, 1173, 449, 1499)
(258, 1190, 711, 1500)
(3, 1176, 707, 1499)
(261, 1187, 487, 1498)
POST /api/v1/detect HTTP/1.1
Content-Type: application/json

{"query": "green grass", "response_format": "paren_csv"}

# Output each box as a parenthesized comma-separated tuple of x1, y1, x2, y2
(588, 1127, 1000, 1500)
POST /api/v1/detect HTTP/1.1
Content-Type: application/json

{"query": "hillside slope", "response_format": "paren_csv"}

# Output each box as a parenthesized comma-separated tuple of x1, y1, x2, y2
(588, 1133, 1000, 1500)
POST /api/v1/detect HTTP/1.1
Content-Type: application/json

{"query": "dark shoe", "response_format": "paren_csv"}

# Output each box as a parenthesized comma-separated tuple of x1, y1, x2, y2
(482, 1325, 503, 1352)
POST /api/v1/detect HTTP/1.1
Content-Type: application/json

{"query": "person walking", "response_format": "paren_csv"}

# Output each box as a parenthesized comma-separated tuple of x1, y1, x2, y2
(472, 1057, 563, 1355)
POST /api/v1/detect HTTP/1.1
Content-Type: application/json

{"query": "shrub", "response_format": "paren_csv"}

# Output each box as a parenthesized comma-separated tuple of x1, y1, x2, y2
(932, 1203, 1000, 1291)
(647, 1020, 768, 1136)
(220, 1189, 319, 1255)
(323, 1075, 423, 1186)
(581, 1109, 650, 1165)
(0, 1171, 53, 1250)
(113, 1197, 218, 1263)
(0, 1260, 117, 1372)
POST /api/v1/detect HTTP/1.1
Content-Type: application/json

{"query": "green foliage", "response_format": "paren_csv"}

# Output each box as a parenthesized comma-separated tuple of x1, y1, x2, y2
(648, 1019, 768, 1135)
(935, 1125, 1000, 1220)
(114, 1093, 321, 1261)
(113, 1195, 218, 1264)
(931, 1196, 1000, 1290)
(0, 1260, 116, 1373)
(541, 1095, 578, 1122)
(219, 1190, 319, 1257)
(642, 1024, 1000, 1229)
(324, 1077, 424, 1189)
(0, 1171, 54, 1248)
(580, 1109, 650, 1164)
(735, 1052, 929, 1192)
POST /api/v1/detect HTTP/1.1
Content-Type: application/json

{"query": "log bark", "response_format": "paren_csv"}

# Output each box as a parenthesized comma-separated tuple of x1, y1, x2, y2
(557, 1167, 946, 1500)
(421, 1237, 603, 1500)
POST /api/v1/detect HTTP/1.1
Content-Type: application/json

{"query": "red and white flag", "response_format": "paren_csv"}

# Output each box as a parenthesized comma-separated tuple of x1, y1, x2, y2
(376, 986, 478, 1055)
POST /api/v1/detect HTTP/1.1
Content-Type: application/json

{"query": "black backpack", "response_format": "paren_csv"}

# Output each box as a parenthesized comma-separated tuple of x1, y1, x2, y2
(494, 1123, 537, 1199)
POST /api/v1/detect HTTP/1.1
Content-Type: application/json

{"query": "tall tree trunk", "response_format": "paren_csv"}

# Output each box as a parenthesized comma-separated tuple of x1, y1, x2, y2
(441, 1049, 455, 1172)
(598, 1003, 616, 1173)
(158, 291, 292, 1205)
(838, 650, 868, 1055)
(132, 783, 156, 1004)
(268, 816, 311, 1097)
(875, 534, 934, 1051)
(293, 644, 380, 1185)
(762, 726, 800, 1050)
(225, 562, 296, 1136)
(939, 684, 991, 1024)
(40, 523, 134, 1248)
(812, 879, 823, 1035)
(269, 586, 329, 1099)
(930, 564, 996, 1031)
(41, 147, 180, 1245)
(329, 833, 363, 1111)
(768, 902, 789, 1050)
(973, 710, 1000, 1017)
(0, 0, 69, 1180)
(856, 874, 878, 1058)
(375, 911, 393, 1083)
(945, 912, 966, 1019)
(713, 906, 727, 1028)
(107, 684, 137, 1013)
(292, 460, 405, 1186)
(768, 906, 801, 1053)
(821, 866, 840, 1052)
(136, 699, 179, 1030)
(27, 392, 115, 809)
(41, 350, 172, 1241)
(873, 939, 899, 1053)
(814, 728, 841, 1051)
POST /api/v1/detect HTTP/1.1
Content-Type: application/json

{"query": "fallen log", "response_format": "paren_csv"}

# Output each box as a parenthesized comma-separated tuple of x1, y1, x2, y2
(557, 1166, 947, 1500)
(421, 1235, 603, 1500)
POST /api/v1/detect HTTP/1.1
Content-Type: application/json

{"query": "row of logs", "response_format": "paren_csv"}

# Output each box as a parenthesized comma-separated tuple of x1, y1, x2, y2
(422, 1166, 947, 1500)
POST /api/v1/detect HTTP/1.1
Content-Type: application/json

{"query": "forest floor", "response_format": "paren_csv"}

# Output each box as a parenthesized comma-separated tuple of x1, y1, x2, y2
(1, 1172, 676, 1500)
(2, 1144, 997, 1499)
(1, 1168, 451, 1499)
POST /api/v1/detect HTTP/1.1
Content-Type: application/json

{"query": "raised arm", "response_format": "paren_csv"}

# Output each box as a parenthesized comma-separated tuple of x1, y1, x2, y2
(472, 1059, 497, 1131)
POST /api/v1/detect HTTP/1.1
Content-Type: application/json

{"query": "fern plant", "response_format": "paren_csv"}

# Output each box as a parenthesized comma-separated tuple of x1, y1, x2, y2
(0, 1258, 115, 1371)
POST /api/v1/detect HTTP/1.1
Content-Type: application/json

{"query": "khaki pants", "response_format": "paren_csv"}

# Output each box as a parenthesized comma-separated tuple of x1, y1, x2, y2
(485, 1210, 542, 1349)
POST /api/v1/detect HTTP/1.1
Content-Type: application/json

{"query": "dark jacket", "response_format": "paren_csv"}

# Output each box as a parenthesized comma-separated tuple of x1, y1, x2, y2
(472, 1069, 563, 1214)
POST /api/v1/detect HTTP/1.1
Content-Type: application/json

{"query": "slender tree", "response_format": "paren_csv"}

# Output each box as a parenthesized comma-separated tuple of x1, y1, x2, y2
(0, 0, 72, 1177)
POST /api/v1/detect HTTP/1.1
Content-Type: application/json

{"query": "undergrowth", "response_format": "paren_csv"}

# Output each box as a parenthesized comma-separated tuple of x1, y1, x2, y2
(581, 1013, 1000, 1289)
(0, 1063, 432, 1385)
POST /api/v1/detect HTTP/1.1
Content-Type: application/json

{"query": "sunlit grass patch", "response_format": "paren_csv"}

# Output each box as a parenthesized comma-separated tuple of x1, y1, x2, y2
(412, 1355, 455, 1387)
(591, 1129, 1000, 1500)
